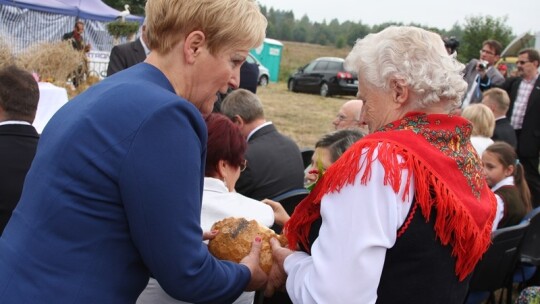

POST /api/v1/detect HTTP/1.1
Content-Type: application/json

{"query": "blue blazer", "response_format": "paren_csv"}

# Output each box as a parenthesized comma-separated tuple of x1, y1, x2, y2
(0, 64, 249, 303)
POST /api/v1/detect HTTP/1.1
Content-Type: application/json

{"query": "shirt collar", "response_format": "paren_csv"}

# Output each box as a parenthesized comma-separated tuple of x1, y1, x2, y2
(247, 121, 272, 141)
(204, 177, 228, 193)
(491, 175, 514, 192)
(523, 73, 539, 84)
(0, 120, 31, 126)
(140, 37, 150, 56)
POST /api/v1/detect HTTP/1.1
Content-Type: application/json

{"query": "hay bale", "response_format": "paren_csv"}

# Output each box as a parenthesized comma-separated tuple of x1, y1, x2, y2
(15, 41, 86, 87)
(0, 37, 15, 69)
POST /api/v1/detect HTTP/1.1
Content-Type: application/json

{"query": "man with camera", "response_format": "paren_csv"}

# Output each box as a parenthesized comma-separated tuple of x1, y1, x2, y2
(462, 39, 505, 108)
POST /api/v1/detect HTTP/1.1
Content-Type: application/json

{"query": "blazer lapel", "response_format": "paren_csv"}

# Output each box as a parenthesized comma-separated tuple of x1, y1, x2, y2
(525, 77, 540, 113)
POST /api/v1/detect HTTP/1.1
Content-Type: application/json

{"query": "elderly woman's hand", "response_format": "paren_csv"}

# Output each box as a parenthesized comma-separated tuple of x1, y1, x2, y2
(264, 238, 294, 296)
(262, 199, 290, 226)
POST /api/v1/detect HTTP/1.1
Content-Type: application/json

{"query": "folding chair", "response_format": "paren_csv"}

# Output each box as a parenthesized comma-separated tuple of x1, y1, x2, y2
(465, 221, 530, 304)
(510, 207, 540, 294)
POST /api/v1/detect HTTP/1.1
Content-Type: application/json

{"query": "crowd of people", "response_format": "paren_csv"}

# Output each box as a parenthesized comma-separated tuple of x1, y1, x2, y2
(0, 0, 539, 302)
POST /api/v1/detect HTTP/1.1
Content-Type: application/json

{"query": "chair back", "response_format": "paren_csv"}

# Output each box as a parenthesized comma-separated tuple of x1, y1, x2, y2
(271, 188, 310, 233)
(468, 221, 530, 292)
(300, 148, 314, 169)
(519, 207, 540, 266)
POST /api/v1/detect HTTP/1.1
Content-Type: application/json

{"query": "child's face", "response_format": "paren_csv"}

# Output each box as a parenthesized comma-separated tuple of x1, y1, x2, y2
(481, 151, 513, 187)
(305, 147, 332, 184)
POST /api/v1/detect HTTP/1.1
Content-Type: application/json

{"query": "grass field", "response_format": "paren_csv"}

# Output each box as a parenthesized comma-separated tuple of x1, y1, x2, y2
(257, 82, 351, 149)
(255, 41, 355, 149)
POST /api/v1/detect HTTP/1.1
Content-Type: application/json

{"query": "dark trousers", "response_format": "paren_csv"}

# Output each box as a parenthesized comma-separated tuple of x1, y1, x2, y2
(521, 156, 540, 208)
(515, 129, 540, 208)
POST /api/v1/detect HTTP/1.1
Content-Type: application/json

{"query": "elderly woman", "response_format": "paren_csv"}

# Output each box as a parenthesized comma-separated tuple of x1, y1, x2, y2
(269, 26, 497, 303)
(0, 0, 267, 303)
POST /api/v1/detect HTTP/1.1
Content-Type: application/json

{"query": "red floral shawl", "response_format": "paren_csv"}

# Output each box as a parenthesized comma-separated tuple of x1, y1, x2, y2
(284, 112, 497, 281)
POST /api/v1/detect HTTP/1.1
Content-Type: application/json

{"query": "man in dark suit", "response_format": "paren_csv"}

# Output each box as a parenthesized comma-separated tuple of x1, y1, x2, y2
(501, 48, 540, 207)
(481, 87, 517, 149)
(462, 40, 505, 108)
(106, 23, 149, 76)
(239, 60, 259, 94)
(0, 65, 40, 234)
(220, 89, 305, 201)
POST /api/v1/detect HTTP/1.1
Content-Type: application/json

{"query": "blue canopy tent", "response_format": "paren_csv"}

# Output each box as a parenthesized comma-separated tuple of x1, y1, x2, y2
(55, 0, 143, 22)
(0, 0, 143, 22)
(0, 0, 76, 15)
(0, 0, 143, 52)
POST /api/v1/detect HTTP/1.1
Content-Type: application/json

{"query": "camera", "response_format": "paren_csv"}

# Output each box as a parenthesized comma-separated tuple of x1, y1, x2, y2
(478, 60, 489, 70)
(443, 37, 459, 54)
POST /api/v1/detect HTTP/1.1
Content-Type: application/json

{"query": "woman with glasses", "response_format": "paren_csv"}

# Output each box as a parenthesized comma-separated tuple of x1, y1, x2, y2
(138, 113, 284, 304)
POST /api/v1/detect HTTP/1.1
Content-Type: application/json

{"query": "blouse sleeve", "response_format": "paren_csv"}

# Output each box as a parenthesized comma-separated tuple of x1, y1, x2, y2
(284, 148, 413, 303)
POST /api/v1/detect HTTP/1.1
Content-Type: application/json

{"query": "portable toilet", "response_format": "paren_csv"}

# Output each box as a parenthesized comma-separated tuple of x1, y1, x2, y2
(250, 38, 283, 83)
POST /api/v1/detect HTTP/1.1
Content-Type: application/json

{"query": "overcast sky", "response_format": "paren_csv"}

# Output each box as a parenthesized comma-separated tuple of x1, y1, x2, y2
(258, 0, 539, 35)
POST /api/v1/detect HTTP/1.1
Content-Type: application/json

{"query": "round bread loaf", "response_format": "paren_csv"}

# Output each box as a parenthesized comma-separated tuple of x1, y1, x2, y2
(208, 217, 287, 274)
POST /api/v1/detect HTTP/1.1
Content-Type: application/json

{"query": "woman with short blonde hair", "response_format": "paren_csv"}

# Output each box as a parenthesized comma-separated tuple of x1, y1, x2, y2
(462, 103, 496, 155)
(0, 0, 268, 303)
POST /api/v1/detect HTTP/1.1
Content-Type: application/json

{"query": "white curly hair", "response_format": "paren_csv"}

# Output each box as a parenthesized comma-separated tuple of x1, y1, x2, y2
(344, 26, 467, 110)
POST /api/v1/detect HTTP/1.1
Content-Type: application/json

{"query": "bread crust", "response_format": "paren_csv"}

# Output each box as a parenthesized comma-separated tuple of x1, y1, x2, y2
(208, 217, 287, 273)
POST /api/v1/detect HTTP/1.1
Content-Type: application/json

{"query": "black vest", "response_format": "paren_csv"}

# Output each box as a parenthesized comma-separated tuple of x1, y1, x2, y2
(376, 200, 471, 303)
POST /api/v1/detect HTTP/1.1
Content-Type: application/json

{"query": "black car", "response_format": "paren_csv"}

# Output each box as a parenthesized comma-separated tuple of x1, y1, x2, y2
(287, 57, 358, 97)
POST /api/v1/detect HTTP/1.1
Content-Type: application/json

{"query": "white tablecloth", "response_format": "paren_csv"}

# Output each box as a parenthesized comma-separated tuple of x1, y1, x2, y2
(34, 82, 69, 134)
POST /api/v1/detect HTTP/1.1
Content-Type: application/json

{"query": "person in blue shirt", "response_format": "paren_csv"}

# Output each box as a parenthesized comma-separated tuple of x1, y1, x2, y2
(0, 0, 268, 303)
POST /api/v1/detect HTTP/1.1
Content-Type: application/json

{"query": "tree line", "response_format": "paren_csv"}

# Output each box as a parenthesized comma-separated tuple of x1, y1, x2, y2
(103, 0, 516, 63)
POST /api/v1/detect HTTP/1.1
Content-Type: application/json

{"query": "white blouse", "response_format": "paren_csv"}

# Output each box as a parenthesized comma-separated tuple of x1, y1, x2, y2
(490, 175, 514, 230)
(284, 148, 413, 304)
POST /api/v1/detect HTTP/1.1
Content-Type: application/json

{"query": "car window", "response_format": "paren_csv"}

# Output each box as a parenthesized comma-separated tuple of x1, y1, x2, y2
(327, 61, 342, 72)
(313, 61, 329, 72)
(303, 61, 318, 73)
